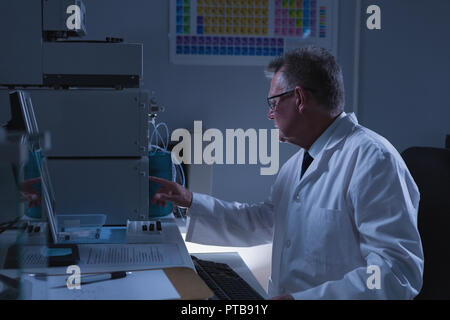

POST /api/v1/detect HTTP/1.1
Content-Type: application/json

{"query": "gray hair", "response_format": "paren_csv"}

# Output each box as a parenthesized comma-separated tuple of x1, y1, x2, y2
(265, 46, 345, 113)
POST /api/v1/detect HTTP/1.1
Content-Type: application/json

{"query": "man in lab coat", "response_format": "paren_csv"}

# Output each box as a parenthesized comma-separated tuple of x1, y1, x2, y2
(150, 46, 424, 299)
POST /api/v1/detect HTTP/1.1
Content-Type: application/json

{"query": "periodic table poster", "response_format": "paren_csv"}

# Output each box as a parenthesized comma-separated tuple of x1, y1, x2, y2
(169, 0, 338, 65)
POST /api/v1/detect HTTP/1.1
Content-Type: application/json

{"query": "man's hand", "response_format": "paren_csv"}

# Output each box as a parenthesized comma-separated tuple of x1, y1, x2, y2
(149, 176, 193, 208)
(20, 177, 42, 208)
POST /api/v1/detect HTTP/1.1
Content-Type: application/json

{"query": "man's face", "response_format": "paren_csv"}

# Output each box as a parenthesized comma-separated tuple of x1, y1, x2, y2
(267, 71, 300, 142)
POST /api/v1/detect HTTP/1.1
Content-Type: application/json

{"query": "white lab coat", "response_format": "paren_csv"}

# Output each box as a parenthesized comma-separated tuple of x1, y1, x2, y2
(186, 113, 424, 299)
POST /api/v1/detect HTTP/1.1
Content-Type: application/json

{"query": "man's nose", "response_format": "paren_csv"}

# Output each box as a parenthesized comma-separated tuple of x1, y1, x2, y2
(267, 108, 274, 120)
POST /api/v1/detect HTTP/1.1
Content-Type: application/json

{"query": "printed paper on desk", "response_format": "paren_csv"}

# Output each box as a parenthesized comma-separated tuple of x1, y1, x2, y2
(43, 269, 180, 300)
(79, 243, 183, 269)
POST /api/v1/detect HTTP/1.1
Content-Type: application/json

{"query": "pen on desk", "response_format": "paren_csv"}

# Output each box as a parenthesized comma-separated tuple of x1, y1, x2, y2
(50, 271, 129, 289)
(80, 271, 127, 285)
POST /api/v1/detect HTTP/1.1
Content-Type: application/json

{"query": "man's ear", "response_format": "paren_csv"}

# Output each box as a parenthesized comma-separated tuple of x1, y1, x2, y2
(295, 86, 306, 112)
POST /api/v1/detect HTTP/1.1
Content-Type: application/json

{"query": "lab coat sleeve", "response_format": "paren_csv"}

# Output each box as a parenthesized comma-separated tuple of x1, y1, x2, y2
(185, 190, 275, 247)
(291, 148, 424, 300)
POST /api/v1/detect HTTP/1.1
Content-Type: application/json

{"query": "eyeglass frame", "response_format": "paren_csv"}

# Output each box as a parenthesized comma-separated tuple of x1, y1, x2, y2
(267, 87, 315, 110)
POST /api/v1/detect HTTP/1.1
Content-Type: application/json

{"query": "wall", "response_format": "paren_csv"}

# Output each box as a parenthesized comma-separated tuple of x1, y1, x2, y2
(358, 0, 450, 153)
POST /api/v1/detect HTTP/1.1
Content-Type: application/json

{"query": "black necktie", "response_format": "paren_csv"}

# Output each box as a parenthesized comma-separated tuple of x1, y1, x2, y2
(301, 151, 314, 179)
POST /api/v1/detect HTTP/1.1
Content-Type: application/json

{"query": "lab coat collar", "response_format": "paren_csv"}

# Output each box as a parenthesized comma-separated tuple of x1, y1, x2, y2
(299, 112, 358, 180)
(322, 112, 358, 152)
(307, 111, 348, 159)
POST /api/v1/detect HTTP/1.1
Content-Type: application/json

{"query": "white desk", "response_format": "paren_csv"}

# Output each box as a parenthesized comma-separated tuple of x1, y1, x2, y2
(0, 216, 198, 299)
(1, 216, 268, 299)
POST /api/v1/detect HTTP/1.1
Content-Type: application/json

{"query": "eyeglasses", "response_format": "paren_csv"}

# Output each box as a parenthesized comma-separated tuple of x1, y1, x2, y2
(267, 89, 295, 110)
(267, 87, 316, 110)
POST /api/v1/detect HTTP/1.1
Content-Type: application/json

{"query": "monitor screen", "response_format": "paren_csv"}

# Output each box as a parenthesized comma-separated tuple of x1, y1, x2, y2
(8, 90, 59, 243)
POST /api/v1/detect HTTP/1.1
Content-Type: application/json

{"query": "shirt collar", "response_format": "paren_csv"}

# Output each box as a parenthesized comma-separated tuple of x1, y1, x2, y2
(307, 111, 347, 159)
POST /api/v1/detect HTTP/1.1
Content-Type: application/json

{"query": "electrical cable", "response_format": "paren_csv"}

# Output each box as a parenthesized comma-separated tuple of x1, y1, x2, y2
(148, 119, 187, 221)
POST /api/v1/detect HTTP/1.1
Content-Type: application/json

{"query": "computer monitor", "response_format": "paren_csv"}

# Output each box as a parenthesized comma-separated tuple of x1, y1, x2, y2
(6, 90, 59, 243)
(6, 91, 39, 148)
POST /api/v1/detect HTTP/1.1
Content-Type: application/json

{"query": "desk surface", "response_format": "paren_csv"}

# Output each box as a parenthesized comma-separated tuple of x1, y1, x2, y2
(1, 217, 266, 300)
(0, 217, 196, 299)
(0, 218, 267, 299)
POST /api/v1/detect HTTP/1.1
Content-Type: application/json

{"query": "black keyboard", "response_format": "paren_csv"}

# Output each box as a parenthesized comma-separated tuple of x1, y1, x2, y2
(191, 255, 265, 300)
